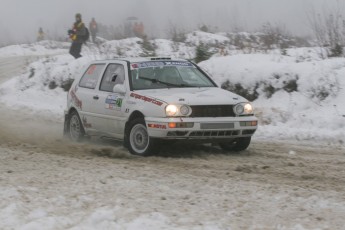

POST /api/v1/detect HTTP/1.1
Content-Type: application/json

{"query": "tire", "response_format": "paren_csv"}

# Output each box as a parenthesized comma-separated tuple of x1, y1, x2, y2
(125, 118, 158, 156)
(67, 111, 85, 142)
(219, 137, 251, 152)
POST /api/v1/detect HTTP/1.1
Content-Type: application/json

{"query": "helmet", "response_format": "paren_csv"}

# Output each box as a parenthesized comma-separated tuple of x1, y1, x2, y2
(75, 13, 82, 19)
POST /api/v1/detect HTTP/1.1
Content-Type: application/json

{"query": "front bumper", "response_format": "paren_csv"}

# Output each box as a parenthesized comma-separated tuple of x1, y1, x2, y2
(145, 116, 258, 140)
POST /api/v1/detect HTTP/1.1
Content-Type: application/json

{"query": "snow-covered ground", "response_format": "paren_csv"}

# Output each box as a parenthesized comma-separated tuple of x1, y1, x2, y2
(200, 49, 345, 145)
(0, 40, 69, 57)
(1, 33, 345, 229)
(1, 35, 344, 145)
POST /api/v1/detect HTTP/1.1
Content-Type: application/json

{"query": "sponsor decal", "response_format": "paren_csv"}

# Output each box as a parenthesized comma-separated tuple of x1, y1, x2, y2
(164, 61, 193, 67)
(70, 86, 82, 110)
(137, 61, 164, 68)
(82, 116, 92, 128)
(87, 65, 97, 75)
(130, 92, 163, 106)
(126, 101, 136, 105)
(148, 124, 167, 129)
(105, 94, 123, 110)
(131, 61, 193, 69)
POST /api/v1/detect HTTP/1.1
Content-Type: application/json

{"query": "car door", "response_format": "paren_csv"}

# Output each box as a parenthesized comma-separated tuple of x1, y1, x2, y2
(97, 62, 128, 136)
(76, 63, 106, 133)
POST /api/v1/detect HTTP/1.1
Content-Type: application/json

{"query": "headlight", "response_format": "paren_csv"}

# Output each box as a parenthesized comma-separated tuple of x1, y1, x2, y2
(180, 105, 190, 116)
(234, 103, 254, 116)
(166, 105, 178, 116)
(244, 103, 253, 114)
(234, 104, 244, 114)
(165, 104, 192, 117)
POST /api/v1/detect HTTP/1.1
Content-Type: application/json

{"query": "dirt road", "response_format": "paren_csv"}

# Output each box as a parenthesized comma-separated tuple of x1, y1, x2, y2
(1, 107, 345, 229)
(0, 57, 345, 229)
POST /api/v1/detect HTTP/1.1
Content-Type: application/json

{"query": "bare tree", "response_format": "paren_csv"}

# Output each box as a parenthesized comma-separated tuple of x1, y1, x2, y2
(306, 3, 345, 57)
(260, 22, 292, 52)
(166, 21, 187, 43)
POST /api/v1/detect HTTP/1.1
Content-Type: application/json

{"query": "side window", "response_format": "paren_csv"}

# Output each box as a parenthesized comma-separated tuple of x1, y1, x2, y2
(100, 63, 125, 92)
(79, 64, 105, 89)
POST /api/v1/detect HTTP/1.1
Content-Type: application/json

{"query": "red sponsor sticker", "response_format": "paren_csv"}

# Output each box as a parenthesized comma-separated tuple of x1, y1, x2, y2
(130, 93, 163, 106)
(82, 116, 92, 128)
(148, 124, 167, 129)
(87, 65, 97, 75)
(70, 89, 82, 110)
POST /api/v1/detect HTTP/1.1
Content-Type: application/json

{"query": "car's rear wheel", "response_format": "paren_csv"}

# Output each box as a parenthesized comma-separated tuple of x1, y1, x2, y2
(68, 111, 85, 142)
(125, 118, 158, 156)
(219, 137, 251, 152)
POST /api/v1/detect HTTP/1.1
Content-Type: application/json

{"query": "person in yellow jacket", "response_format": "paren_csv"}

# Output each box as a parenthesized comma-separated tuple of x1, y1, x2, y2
(68, 13, 87, 59)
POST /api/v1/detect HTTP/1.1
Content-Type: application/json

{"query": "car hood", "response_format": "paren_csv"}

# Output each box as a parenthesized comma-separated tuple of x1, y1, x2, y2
(134, 87, 247, 105)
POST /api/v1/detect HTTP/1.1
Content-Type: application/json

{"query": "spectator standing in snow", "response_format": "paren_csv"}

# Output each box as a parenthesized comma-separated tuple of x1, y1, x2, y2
(89, 17, 98, 43)
(138, 22, 145, 38)
(133, 21, 145, 38)
(68, 13, 86, 59)
(37, 27, 45, 41)
(133, 22, 140, 37)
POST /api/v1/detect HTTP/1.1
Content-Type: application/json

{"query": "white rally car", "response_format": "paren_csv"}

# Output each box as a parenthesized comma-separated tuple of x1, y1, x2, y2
(64, 57, 257, 156)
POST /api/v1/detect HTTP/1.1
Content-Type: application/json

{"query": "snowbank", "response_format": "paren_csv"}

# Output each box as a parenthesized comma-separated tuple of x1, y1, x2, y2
(200, 53, 345, 144)
(186, 31, 229, 46)
(0, 40, 69, 57)
(0, 37, 344, 145)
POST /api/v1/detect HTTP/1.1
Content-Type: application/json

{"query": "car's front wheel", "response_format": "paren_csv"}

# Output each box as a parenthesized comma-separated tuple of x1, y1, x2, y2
(67, 111, 85, 142)
(125, 118, 158, 156)
(219, 137, 251, 152)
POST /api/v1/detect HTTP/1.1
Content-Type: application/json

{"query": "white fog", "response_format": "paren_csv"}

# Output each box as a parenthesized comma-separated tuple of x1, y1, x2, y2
(0, 0, 343, 45)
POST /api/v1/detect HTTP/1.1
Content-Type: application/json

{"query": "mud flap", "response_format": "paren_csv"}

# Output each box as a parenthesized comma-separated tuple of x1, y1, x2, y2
(63, 113, 69, 137)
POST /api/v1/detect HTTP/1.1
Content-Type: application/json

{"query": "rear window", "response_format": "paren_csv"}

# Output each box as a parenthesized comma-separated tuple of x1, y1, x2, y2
(79, 64, 105, 89)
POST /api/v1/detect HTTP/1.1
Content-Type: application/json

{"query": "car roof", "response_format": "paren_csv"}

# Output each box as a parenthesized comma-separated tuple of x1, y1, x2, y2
(91, 57, 189, 64)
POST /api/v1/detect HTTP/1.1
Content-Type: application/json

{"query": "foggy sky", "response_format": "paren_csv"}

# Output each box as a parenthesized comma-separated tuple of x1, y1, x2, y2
(0, 0, 342, 45)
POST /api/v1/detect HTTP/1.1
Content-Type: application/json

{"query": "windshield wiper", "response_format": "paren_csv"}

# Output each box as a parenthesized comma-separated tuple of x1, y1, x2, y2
(139, 76, 190, 88)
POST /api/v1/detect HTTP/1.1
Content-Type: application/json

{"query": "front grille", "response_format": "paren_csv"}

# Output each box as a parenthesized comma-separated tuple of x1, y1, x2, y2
(190, 105, 235, 117)
(189, 130, 240, 137)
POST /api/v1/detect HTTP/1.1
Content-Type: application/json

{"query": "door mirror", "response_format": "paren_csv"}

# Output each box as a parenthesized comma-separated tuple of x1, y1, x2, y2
(113, 84, 126, 95)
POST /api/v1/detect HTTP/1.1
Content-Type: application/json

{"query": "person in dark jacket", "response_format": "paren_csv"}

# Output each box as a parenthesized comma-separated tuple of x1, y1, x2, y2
(68, 13, 86, 59)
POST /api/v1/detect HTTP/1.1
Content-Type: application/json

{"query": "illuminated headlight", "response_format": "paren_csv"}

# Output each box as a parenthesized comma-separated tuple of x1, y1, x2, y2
(234, 103, 254, 115)
(166, 105, 178, 116)
(165, 104, 192, 117)
(244, 103, 253, 114)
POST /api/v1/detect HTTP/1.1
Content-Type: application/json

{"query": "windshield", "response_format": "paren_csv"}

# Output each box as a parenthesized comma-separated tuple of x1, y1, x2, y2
(130, 61, 216, 90)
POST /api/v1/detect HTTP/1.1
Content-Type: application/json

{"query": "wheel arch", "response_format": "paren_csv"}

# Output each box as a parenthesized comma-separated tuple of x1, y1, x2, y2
(64, 107, 85, 136)
(125, 110, 145, 130)
(68, 107, 79, 116)
(123, 110, 145, 147)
